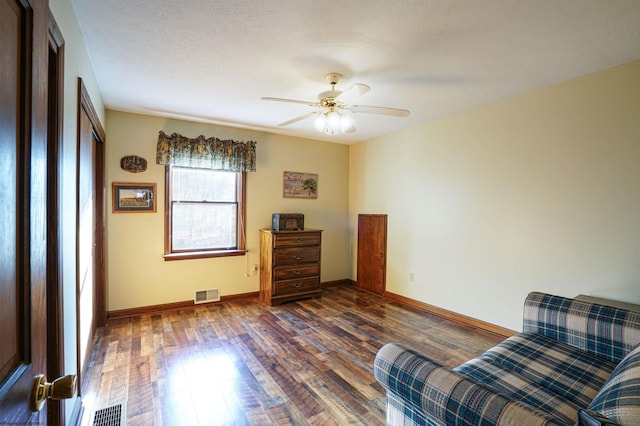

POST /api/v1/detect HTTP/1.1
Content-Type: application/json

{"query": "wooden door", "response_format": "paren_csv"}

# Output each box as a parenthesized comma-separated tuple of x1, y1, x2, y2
(0, 0, 50, 423)
(76, 79, 106, 393)
(356, 214, 387, 295)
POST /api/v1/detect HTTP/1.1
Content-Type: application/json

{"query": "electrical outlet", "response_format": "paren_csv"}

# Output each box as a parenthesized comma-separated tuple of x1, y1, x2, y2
(252, 264, 259, 275)
(409, 272, 415, 282)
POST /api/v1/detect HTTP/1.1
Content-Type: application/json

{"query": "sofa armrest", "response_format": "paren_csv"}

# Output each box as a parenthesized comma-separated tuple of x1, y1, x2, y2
(523, 292, 640, 363)
(374, 343, 560, 426)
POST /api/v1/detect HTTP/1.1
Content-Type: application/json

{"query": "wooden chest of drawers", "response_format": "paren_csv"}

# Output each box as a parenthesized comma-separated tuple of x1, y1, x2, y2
(260, 229, 322, 305)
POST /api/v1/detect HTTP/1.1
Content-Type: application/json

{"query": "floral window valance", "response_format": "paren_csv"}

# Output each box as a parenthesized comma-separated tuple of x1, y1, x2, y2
(156, 131, 257, 172)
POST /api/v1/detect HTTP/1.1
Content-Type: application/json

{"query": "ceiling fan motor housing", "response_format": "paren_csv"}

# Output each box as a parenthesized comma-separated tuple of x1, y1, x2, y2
(319, 73, 344, 102)
(318, 92, 342, 106)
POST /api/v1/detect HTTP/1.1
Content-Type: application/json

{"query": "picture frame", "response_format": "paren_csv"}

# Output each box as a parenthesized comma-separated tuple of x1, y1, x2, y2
(112, 182, 156, 213)
(283, 171, 318, 199)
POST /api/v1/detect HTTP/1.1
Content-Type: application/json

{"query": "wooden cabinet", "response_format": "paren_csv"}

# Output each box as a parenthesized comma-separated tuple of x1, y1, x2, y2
(260, 229, 322, 305)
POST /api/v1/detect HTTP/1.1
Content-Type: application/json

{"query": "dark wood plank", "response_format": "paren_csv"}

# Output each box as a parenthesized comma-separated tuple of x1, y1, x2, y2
(81, 285, 505, 425)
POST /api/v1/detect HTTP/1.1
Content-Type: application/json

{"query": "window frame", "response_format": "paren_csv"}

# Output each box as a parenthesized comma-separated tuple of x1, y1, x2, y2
(163, 165, 247, 261)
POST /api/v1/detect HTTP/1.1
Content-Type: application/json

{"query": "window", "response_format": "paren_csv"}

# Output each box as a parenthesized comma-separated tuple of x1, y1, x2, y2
(164, 166, 246, 260)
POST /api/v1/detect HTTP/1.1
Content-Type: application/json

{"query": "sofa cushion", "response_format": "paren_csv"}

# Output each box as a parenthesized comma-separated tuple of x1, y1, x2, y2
(588, 343, 640, 425)
(523, 292, 640, 364)
(454, 332, 617, 424)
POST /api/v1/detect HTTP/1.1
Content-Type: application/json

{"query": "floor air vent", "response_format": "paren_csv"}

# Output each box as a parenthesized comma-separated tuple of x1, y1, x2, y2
(92, 402, 126, 426)
(195, 288, 220, 304)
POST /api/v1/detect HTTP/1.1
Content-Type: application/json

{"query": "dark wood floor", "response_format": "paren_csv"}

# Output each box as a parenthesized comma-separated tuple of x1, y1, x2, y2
(80, 285, 504, 426)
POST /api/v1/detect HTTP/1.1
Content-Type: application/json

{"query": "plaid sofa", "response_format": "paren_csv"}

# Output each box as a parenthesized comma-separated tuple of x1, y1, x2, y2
(374, 292, 640, 425)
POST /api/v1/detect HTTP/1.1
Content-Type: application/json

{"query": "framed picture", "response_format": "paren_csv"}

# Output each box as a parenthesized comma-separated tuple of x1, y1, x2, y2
(283, 171, 318, 199)
(112, 182, 156, 213)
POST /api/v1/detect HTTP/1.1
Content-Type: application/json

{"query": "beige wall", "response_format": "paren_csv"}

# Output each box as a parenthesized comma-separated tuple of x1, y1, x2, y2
(50, 0, 106, 422)
(105, 111, 350, 311)
(350, 60, 640, 331)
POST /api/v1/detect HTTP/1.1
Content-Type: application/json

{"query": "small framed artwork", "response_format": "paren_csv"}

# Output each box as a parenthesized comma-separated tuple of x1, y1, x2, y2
(283, 171, 318, 199)
(112, 182, 156, 213)
(120, 155, 148, 173)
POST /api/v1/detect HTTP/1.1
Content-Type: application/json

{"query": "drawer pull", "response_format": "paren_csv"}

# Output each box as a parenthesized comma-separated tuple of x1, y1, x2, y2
(292, 255, 303, 260)
(294, 270, 302, 275)
(294, 283, 303, 288)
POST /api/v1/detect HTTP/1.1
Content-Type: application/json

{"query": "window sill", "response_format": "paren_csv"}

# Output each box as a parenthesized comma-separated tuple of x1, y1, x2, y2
(163, 249, 247, 261)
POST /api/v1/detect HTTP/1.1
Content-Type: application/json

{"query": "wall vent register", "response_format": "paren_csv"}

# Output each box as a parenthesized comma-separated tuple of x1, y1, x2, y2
(194, 288, 220, 304)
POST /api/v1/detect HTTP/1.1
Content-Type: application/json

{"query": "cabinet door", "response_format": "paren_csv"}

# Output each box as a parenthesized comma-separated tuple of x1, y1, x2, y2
(357, 214, 387, 295)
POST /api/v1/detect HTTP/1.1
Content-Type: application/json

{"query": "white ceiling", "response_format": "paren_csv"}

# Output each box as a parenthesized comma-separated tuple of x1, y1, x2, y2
(69, 0, 640, 144)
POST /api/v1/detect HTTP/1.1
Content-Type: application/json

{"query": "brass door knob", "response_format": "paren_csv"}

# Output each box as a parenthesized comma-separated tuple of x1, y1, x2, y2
(30, 373, 77, 412)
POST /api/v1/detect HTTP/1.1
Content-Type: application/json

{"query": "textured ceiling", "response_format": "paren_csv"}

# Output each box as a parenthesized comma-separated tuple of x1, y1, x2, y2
(70, 0, 640, 144)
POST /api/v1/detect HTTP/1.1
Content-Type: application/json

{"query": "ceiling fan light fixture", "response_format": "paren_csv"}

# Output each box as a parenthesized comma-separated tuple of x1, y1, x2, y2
(314, 110, 354, 135)
(262, 71, 408, 135)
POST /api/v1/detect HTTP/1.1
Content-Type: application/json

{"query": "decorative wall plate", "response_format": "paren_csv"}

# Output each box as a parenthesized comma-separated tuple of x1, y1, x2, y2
(120, 155, 147, 173)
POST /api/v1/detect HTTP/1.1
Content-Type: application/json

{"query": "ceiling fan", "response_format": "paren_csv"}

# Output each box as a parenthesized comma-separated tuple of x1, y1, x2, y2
(261, 72, 410, 135)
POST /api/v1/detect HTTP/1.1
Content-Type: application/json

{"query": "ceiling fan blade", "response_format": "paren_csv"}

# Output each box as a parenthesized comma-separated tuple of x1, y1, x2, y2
(335, 83, 370, 103)
(261, 97, 318, 107)
(277, 111, 318, 127)
(349, 104, 410, 117)
(343, 122, 356, 133)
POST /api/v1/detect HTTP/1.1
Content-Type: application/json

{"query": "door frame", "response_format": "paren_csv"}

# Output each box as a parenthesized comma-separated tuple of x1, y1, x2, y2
(46, 11, 66, 426)
(75, 78, 106, 395)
